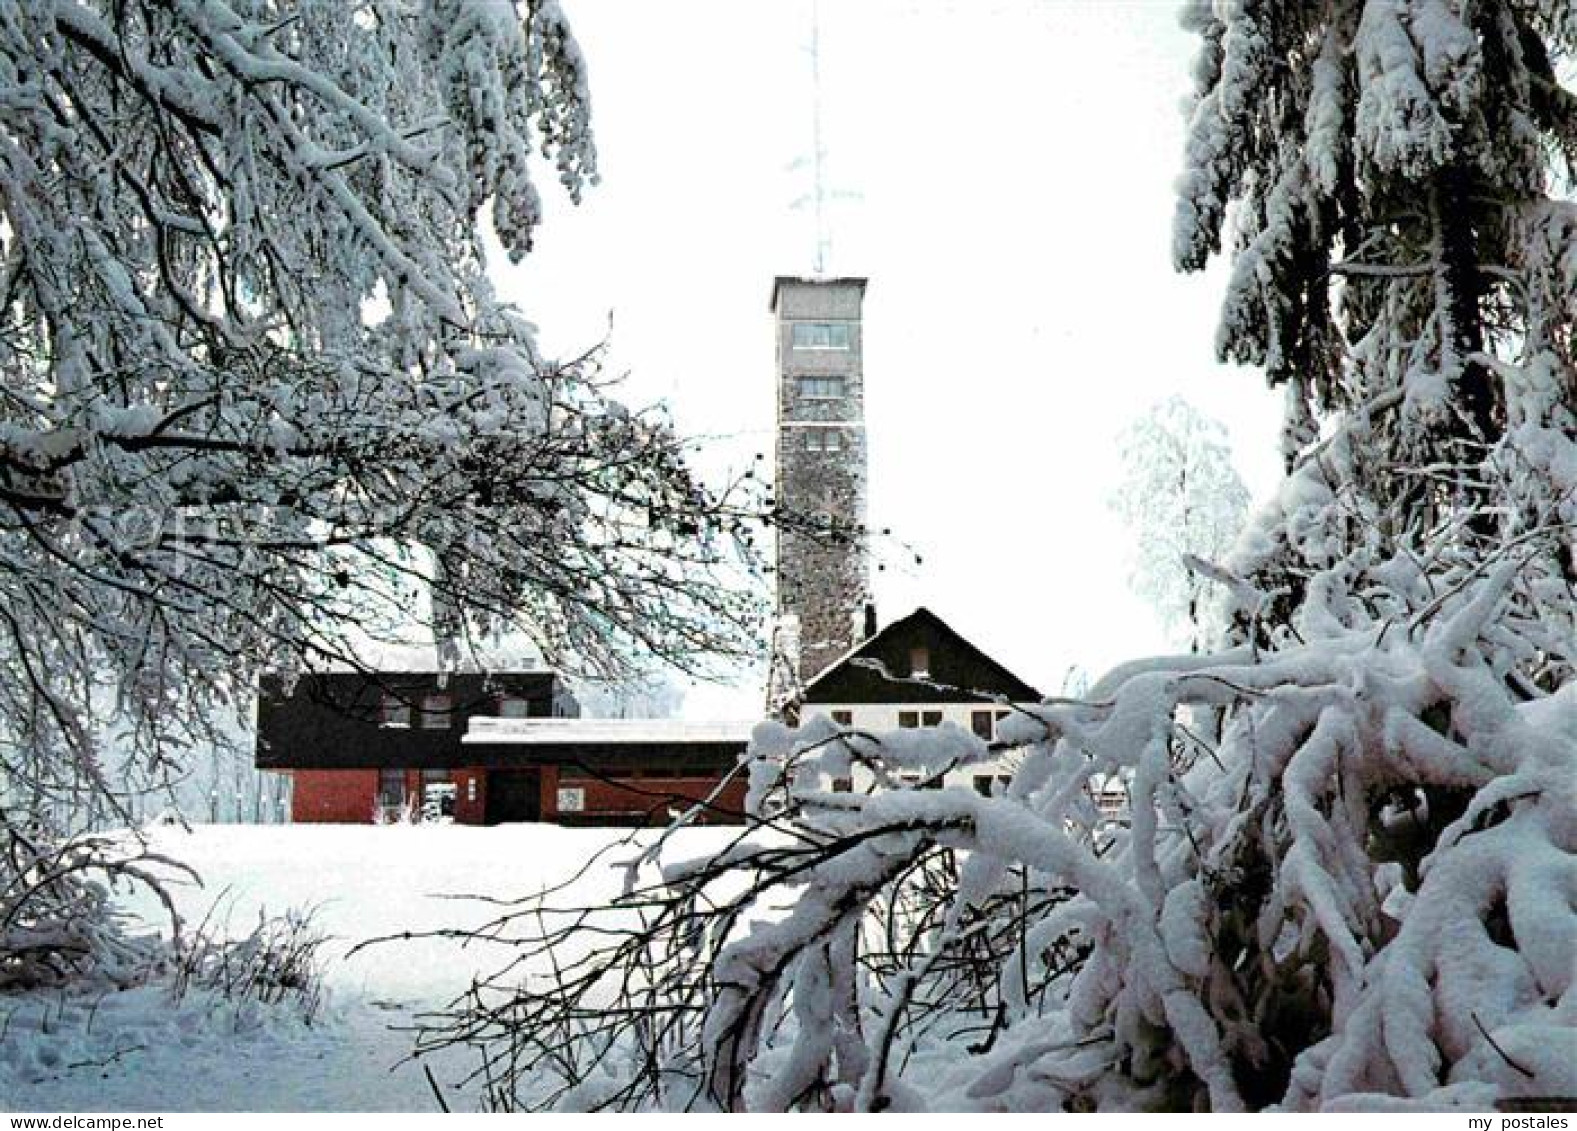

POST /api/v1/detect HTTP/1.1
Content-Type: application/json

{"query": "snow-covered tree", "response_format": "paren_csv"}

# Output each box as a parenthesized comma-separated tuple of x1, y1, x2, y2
(434, 0, 1575, 1113)
(1111, 397, 1250, 650)
(0, 1, 760, 829)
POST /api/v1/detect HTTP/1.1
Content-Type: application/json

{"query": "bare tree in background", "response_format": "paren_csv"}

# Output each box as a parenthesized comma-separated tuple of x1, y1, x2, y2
(1111, 397, 1250, 651)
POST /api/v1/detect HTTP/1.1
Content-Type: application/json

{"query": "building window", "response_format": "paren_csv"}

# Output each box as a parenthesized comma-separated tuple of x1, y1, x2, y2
(831, 777, 854, 793)
(909, 647, 930, 678)
(1096, 785, 1129, 820)
(898, 710, 919, 729)
(922, 710, 942, 727)
(973, 775, 994, 797)
(830, 710, 853, 726)
(379, 695, 411, 728)
(497, 695, 531, 719)
(377, 769, 405, 808)
(792, 322, 851, 350)
(419, 693, 453, 730)
(797, 376, 844, 400)
(421, 769, 454, 818)
(805, 429, 846, 453)
(557, 786, 586, 813)
(971, 710, 994, 740)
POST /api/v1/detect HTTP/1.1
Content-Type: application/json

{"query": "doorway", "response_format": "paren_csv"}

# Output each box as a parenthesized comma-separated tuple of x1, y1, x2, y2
(485, 769, 542, 823)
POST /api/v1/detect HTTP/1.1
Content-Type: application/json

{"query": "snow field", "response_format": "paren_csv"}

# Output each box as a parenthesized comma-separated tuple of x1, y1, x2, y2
(2, 822, 741, 1112)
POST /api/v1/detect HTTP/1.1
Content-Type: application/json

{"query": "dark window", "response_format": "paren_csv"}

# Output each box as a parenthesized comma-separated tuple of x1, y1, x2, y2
(830, 710, 853, 726)
(971, 710, 994, 740)
(379, 695, 411, 728)
(797, 376, 844, 400)
(420, 693, 453, 730)
(922, 710, 942, 727)
(973, 775, 994, 797)
(377, 769, 405, 807)
(832, 777, 854, 793)
(909, 647, 930, 677)
(898, 710, 919, 729)
(792, 322, 851, 350)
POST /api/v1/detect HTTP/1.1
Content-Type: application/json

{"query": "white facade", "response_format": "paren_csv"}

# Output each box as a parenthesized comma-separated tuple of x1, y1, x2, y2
(798, 700, 1026, 796)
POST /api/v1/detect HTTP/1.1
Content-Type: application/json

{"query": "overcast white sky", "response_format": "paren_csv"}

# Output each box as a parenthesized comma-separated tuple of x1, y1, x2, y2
(490, 0, 1285, 716)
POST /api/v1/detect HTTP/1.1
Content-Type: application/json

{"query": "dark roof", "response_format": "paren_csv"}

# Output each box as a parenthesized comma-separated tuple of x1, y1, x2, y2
(800, 606, 1042, 705)
(255, 670, 565, 771)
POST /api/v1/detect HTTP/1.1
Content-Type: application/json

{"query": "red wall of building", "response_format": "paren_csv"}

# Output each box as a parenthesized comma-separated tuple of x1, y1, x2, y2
(452, 768, 487, 825)
(551, 774, 748, 825)
(291, 769, 378, 823)
(290, 767, 747, 826)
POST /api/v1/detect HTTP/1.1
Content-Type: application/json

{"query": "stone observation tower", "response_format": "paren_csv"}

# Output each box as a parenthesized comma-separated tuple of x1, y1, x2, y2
(768, 275, 872, 700)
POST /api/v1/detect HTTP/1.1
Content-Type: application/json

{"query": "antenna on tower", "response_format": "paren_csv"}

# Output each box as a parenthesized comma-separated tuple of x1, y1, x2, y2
(790, 0, 860, 276)
(808, 0, 828, 275)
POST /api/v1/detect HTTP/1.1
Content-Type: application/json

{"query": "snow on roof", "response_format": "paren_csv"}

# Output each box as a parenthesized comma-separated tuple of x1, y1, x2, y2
(327, 632, 552, 674)
(464, 717, 755, 746)
(769, 274, 868, 310)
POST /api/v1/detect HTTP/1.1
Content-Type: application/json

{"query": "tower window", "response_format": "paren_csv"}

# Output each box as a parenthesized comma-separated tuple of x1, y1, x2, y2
(805, 429, 845, 452)
(797, 376, 844, 400)
(792, 322, 851, 350)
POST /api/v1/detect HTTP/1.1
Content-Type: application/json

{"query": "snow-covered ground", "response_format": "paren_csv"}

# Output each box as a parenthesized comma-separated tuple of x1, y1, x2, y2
(2, 823, 740, 1112)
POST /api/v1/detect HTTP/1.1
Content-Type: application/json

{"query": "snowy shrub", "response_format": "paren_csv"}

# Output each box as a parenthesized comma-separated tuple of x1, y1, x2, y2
(424, 0, 1575, 1112)
(0, 823, 193, 993)
(372, 799, 421, 827)
(171, 903, 328, 1026)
